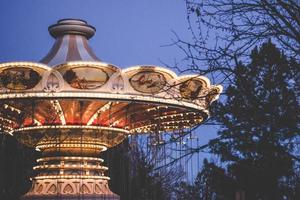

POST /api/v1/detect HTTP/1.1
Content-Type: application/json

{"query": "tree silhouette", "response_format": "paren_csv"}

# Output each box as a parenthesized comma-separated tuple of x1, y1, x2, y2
(105, 138, 182, 200)
(170, 0, 300, 80)
(208, 41, 300, 199)
(175, 159, 235, 200)
(0, 134, 38, 200)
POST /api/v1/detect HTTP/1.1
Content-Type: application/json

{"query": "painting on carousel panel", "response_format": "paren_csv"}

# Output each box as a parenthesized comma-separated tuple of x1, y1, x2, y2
(179, 79, 204, 100)
(129, 71, 166, 93)
(62, 67, 108, 89)
(0, 67, 42, 90)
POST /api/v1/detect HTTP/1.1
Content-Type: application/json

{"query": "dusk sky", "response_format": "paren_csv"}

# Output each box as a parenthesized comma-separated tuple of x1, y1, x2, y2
(0, 0, 192, 67)
(0, 0, 218, 179)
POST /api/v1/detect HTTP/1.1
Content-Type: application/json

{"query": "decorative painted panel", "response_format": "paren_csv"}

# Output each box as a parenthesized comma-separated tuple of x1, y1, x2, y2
(62, 67, 108, 89)
(179, 79, 204, 100)
(0, 67, 42, 90)
(129, 71, 166, 93)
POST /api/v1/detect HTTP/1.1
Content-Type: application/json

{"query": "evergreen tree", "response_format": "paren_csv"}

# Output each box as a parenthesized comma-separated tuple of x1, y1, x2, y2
(175, 159, 235, 200)
(0, 134, 38, 200)
(210, 41, 300, 199)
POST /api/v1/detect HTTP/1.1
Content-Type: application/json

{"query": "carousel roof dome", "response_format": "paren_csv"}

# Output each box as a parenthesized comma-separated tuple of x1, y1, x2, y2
(40, 19, 101, 66)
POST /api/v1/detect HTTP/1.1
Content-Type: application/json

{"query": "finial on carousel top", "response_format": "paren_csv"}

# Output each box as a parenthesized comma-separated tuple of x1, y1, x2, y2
(40, 19, 101, 66)
(48, 19, 96, 39)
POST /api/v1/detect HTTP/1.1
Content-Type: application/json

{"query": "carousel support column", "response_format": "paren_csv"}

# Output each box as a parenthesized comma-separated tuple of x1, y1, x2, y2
(22, 142, 119, 200)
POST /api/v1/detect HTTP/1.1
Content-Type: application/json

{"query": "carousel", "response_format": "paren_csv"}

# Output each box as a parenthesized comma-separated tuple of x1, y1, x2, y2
(0, 19, 222, 200)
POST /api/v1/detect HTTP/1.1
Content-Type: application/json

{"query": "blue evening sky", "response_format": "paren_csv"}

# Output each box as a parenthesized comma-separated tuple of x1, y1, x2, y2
(0, 0, 219, 180)
(0, 0, 192, 67)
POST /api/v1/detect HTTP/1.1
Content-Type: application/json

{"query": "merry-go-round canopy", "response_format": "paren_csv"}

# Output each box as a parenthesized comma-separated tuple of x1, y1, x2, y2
(0, 19, 223, 200)
(0, 19, 222, 149)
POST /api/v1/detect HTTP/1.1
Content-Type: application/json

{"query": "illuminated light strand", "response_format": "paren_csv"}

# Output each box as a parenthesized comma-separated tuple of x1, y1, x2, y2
(34, 175, 110, 180)
(0, 92, 210, 113)
(36, 143, 108, 151)
(54, 61, 113, 69)
(33, 164, 108, 171)
(157, 112, 198, 120)
(0, 125, 14, 135)
(146, 105, 169, 112)
(0, 116, 14, 124)
(37, 156, 104, 163)
(163, 125, 191, 129)
(160, 118, 203, 125)
(3, 104, 42, 126)
(36, 141, 108, 146)
(37, 140, 110, 146)
(87, 102, 113, 126)
(36, 142, 108, 149)
(131, 118, 202, 131)
(132, 112, 200, 127)
(3, 104, 21, 114)
(132, 124, 157, 131)
(14, 125, 129, 133)
(0, 61, 51, 71)
(131, 123, 194, 133)
(50, 100, 66, 125)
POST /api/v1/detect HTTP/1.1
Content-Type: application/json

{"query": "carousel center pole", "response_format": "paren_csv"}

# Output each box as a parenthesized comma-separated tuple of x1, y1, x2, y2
(22, 128, 119, 200)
